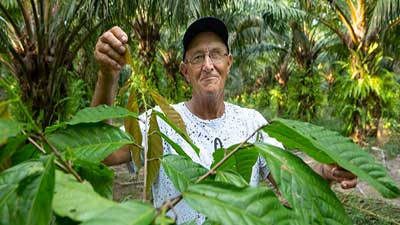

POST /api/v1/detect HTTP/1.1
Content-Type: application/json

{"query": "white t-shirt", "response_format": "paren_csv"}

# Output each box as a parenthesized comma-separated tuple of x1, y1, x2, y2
(135, 102, 283, 224)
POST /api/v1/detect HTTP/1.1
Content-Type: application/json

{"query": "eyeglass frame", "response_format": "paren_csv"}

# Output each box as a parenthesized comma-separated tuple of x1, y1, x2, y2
(184, 49, 229, 68)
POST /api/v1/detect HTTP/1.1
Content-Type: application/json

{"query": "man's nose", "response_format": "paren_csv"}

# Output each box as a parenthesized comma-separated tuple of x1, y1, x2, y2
(202, 55, 214, 71)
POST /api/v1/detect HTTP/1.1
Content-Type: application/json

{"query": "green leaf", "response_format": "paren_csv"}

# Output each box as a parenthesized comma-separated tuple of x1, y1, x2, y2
(0, 183, 18, 224)
(211, 144, 258, 183)
(53, 171, 114, 221)
(161, 154, 208, 192)
(47, 123, 133, 163)
(80, 201, 155, 225)
(151, 91, 188, 136)
(159, 132, 190, 159)
(45, 105, 138, 133)
(154, 111, 200, 157)
(68, 105, 138, 125)
(53, 171, 155, 224)
(263, 119, 400, 198)
(145, 113, 163, 195)
(124, 89, 143, 173)
(262, 120, 332, 163)
(0, 135, 27, 172)
(73, 159, 114, 199)
(255, 143, 352, 225)
(23, 155, 55, 225)
(11, 144, 41, 165)
(0, 119, 23, 146)
(0, 156, 55, 225)
(211, 148, 236, 171)
(153, 206, 175, 225)
(215, 169, 248, 188)
(183, 182, 294, 225)
(0, 161, 43, 185)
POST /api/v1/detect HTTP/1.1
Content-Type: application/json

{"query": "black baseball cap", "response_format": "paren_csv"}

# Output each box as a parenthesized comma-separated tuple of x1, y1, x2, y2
(182, 17, 229, 61)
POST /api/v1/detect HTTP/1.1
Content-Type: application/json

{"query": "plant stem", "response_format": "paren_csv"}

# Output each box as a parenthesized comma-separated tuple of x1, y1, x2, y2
(40, 134, 83, 182)
(158, 125, 266, 215)
(26, 132, 83, 182)
(141, 90, 149, 201)
(26, 136, 46, 154)
(196, 126, 264, 183)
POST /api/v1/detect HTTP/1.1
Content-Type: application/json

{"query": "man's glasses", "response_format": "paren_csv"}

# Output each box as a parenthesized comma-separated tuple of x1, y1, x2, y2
(186, 50, 228, 68)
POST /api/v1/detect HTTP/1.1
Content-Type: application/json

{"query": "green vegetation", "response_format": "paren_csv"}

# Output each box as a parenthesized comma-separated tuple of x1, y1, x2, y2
(1, 0, 399, 224)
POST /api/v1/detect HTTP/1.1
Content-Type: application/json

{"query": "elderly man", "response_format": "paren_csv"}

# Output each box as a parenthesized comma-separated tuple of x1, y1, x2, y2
(92, 17, 357, 224)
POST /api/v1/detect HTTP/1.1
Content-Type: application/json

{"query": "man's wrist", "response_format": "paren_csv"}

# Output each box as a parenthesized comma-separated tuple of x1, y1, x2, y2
(98, 69, 120, 84)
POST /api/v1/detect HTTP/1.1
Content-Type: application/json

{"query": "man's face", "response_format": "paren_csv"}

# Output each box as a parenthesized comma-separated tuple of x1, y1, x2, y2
(180, 32, 232, 97)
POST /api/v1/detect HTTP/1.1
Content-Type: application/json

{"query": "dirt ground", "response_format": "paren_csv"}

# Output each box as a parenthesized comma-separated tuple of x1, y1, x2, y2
(111, 150, 400, 206)
(111, 163, 144, 201)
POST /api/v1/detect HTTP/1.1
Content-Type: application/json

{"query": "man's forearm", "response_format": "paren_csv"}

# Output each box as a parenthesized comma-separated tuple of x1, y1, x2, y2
(91, 71, 119, 107)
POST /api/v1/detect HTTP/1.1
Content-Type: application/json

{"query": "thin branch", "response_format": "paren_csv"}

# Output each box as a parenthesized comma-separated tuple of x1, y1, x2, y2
(131, 142, 144, 150)
(40, 134, 83, 182)
(196, 126, 264, 183)
(142, 92, 149, 201)
(26, 136, 46, 154)
(157, 125, 266, 215)
(54, 160, 69, 173)
(158, 195, 182, 215)
(26, 133, 70, 173)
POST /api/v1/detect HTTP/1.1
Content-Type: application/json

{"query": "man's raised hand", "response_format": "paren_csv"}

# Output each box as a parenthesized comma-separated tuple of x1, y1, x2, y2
(94, 26, 128, 79)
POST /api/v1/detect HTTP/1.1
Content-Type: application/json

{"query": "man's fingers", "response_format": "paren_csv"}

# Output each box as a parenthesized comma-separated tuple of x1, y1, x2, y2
(100, 31, 126, 54)
(97, 42, 125, 65)
(95, 26, 129, 70)
(110, 26, 128, 43)
(332, 167, 357, 180)
(340, 178, 357, 189)
(95, 51, 121, 71)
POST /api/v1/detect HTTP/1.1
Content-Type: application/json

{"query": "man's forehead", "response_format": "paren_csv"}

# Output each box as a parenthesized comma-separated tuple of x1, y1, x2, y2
(186, 32, 227, 53)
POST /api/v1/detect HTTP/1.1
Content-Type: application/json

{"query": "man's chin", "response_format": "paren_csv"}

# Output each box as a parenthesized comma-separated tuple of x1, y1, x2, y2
(201, 86, 224, 96)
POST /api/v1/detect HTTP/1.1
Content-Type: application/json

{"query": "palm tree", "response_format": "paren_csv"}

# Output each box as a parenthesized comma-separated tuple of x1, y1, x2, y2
(219, 0, 304, 117)
(0, 0, 118, 128)
(316, 0, 400, 142)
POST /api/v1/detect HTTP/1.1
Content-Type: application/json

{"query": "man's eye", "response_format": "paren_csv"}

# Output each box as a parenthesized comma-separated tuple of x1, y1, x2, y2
(192, 55, 203, 62)
(210, 51, 223, 59)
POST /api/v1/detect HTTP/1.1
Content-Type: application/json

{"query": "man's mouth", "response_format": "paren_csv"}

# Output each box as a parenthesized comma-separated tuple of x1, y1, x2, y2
(201, 75, 219, 81)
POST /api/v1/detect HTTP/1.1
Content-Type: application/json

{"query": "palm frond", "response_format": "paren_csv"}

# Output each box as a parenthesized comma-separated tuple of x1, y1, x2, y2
(261, 1, 306, 32)
(0, 18, 24, 72)
(0, 2, 22, 41)
(368, 0, 400, 36)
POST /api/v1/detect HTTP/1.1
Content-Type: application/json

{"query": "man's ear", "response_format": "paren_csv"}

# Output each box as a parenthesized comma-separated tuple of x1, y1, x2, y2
(227, 54, 233, 72)
(180, 62, 190, 83)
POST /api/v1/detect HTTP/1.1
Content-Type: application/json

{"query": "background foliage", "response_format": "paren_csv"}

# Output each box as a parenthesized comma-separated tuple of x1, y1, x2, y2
(1, 0, 400, 224)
